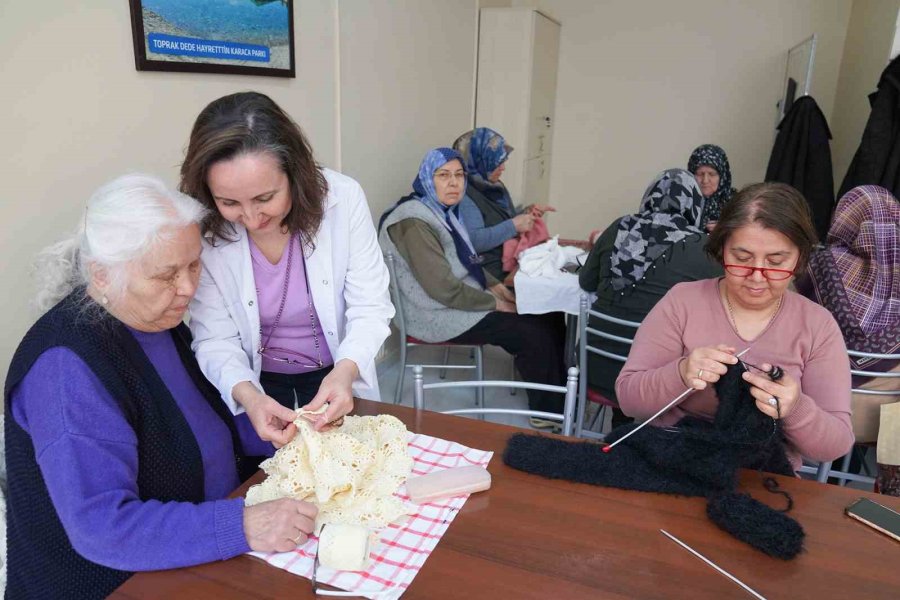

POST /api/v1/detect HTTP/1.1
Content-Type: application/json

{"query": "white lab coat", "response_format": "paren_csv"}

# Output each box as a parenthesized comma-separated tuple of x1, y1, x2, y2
(189, 168, 394, 413)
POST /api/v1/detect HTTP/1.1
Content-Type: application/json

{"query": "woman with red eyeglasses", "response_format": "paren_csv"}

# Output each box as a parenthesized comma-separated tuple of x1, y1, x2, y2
(616, 183, 854, 473)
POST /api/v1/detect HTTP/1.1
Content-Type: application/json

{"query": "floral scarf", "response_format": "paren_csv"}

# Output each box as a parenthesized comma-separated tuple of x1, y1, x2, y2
(688, 144, 736, 222)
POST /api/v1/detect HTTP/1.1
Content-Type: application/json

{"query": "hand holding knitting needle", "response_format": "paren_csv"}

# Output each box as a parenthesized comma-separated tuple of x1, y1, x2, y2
(604, 348, 751, 453)
(742, 363, 800, 419)
(678, 344, 740, 390)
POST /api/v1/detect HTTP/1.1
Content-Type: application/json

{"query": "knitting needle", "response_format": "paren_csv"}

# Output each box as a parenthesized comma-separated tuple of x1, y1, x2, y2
(660, 530, 768, 600)
(738, 359, 784, 382)
(602, 347, 750, 453)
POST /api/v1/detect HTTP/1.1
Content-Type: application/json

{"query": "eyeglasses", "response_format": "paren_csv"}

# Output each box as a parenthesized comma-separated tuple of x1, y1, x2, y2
(258, 346, 324, 368)
(433, 170, 466, 184)
(723, 264, 794, 281)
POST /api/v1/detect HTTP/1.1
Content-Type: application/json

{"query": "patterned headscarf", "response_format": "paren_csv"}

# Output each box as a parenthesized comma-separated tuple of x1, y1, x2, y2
(411, 148, 486, 289)
(802, 186, 900, 358)
(609, 169, 706, 291)
(452, 128, 513, 182)
(687, 144, 736, 222)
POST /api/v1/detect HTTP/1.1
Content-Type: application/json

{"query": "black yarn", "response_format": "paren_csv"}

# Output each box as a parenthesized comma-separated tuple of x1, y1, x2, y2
(503, 363, 806, 559)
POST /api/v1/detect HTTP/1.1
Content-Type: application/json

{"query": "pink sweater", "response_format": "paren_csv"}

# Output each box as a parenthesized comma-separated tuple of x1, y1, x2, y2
(616, 278, 854, 472)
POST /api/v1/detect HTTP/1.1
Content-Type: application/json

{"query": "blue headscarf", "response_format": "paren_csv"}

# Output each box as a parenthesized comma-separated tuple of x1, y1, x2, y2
(413, 148, 486, 289)
(453, 128, 512, 182)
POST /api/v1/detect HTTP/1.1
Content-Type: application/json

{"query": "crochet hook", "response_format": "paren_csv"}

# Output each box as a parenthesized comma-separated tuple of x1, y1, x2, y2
(660, 530, 767, 600)
(602, 347, 750, 453)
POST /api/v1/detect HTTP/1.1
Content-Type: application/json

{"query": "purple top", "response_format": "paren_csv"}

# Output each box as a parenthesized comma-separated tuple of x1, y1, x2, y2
(249, 235, 334, 374)
(10, 327, 271, 571)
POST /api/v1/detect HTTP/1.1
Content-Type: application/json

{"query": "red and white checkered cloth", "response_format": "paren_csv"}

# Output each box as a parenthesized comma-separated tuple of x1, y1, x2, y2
(249, 432, 493, 599)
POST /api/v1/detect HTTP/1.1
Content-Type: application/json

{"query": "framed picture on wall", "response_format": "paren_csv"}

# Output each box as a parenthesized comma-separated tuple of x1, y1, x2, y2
(128, 0, 295, 78)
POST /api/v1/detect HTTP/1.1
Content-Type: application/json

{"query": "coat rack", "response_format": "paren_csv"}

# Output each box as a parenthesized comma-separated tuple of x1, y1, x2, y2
(776, 33, 817, 129)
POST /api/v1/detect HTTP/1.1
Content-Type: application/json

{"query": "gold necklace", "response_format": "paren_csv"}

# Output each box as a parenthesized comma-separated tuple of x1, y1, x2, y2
(724, 286, 782, 337)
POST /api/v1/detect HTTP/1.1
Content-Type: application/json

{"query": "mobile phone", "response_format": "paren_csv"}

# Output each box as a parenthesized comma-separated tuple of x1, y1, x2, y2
(845, 497, 900, 542)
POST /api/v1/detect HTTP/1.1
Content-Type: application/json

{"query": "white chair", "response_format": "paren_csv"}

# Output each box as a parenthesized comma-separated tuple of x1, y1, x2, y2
(800, 349, 900, 485)
(575, 295, 641, 440)
(385, 252, 484, 407)
(412, 365, 580, 437)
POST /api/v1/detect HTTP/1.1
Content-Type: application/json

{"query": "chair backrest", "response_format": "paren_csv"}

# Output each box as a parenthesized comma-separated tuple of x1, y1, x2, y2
(578, 295, 641, 364)
(799, 349, 900, 484)
(384, 252, 408, 340)
(412, 365, 580, 437)
(577, 294, 641, 403)
(847, 349, 900, 395)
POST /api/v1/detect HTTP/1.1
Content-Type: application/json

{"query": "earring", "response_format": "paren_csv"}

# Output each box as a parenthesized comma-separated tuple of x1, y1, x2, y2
(101, 295, 109, 306)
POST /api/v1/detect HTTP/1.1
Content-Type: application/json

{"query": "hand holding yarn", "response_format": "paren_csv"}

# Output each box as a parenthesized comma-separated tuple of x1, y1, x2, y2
(742, 363, 799, 419)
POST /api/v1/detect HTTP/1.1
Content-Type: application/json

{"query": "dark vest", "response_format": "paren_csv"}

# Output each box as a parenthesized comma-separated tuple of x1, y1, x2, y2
(4, 291, 252, 600)
(466, 178, 515, 280)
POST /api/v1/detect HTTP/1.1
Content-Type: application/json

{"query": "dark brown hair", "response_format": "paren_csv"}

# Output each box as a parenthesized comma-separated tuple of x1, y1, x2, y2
(179, 92, 327, 247)
(706, 182, 818, 273)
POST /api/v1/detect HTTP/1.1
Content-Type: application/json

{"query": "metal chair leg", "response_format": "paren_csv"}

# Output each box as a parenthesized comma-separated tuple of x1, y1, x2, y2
(474, 347, 484, 411)
(588, 405, 604, 432)
(394, 342, 407, 405)
(815, 460, 832, 483)
(439, 346, 451, 379)
(838, 451, 853, 486)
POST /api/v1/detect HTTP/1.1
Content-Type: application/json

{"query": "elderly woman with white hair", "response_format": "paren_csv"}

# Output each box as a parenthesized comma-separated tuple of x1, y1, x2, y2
(3, 174, 319, 600)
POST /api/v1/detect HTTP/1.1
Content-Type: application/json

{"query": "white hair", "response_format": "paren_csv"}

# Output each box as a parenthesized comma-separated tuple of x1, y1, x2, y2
(33, 173, 208, 314)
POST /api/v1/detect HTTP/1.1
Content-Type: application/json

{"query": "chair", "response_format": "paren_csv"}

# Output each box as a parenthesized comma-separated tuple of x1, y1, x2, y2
(574, 295, 641, 440)
(385, 252, 484, 406)
(799, 349, 900, 485)
(413, 365, 580, 436)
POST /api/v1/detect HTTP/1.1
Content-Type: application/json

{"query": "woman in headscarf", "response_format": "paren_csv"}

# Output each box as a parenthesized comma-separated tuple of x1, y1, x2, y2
(796, 185, 900, 445)
(579, 169, 723, 424)
(452, 128, 554, 280)
(688, 144, 737, 229)
(379, 148, 566, 426)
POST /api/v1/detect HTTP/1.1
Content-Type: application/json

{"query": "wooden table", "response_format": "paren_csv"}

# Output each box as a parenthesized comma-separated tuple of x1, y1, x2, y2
(112, 400, 900, 599)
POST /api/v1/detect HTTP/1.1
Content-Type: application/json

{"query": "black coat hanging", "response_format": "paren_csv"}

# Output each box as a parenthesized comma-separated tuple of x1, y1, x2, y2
(839, 55, 900, 200)
(765, 95, 835, 239)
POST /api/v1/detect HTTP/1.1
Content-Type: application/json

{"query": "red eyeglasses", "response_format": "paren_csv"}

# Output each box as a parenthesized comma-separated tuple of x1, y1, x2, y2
(723, 264, 794, 280)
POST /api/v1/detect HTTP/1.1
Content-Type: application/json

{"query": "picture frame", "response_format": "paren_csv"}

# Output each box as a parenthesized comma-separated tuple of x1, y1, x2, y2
(128, 0, 295, 78)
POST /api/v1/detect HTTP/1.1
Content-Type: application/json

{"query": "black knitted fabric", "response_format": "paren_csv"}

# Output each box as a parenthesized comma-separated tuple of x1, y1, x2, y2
(4, 291, 250, 599)
(503, 363, 805, 559)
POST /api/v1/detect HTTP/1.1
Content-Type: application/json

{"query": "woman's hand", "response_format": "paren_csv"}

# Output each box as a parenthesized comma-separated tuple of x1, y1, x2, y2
(678, 344, 738, 390)
(512, 213, 535, 233)
(528, 204, 556, 218)
(490, 283, 516, 304)
(742, 363, 800, 419)
(302, 359, 357, 431)
(495, 297, 517, 313)
(243, 498, 318, 552)
(233, 381, 298, 448)
(490, 283, 516, 313)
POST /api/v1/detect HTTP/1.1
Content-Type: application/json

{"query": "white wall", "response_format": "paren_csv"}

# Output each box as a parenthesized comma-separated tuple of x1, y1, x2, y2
(830, 0, 900, 189)
(513, 0, 852, 238)
(338, 0, 478, 219)
(0, 1, 478, 388)
(0, 1, 859, 388)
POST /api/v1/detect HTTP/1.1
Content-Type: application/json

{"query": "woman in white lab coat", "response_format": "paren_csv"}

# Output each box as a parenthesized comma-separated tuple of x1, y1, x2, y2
(180, 92, 393, 446)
